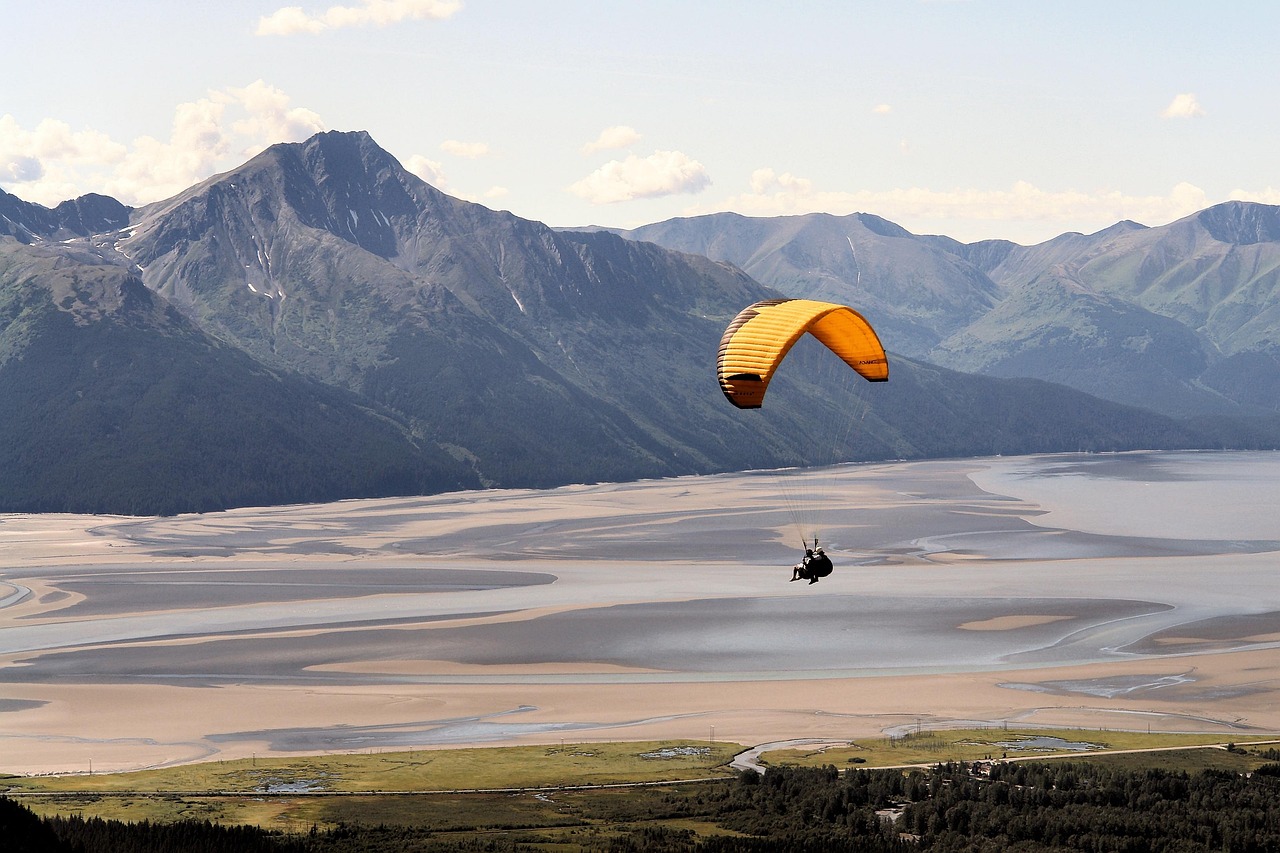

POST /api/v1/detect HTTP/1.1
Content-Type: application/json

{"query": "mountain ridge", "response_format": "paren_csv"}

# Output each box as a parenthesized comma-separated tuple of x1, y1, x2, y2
(610, 200, 1280, 419)
(0, 188, 130, 244)
(3, 131, 1278, 514)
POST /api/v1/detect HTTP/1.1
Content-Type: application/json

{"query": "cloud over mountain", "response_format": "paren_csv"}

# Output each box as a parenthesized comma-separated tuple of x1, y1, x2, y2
(0, 82, 325, 208)
(694, 173, 1213, 241)
(569, 150, 710, 203)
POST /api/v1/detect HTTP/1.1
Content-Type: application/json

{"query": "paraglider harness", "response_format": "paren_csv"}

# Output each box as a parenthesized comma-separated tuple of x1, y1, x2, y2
(790, 538, 833, 584)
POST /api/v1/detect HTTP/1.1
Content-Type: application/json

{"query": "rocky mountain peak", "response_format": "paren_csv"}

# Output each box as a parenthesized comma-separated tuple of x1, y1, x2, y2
(1195, 200, 1280, 246)
(256, 129, 437, 259)
(125, 129, 444, 270)
(51, 193, 132, 237)
(853, 212, 915, 239)
(0, 188, 131, 243)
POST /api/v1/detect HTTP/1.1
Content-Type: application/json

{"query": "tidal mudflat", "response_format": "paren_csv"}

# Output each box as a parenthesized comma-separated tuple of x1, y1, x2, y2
(3, 451, 1280, 774)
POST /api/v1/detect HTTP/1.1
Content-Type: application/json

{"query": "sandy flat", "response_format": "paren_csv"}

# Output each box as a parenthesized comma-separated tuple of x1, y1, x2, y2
(958, 615, 1076, 631)
(3, 452, 1280, 775)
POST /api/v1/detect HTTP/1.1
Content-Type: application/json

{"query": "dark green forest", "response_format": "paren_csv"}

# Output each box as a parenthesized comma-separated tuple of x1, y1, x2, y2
(10, 760, 1280, 852)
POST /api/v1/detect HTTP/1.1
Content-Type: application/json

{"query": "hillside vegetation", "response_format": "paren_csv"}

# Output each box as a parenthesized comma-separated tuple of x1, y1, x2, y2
(11, 749, 1280, 851)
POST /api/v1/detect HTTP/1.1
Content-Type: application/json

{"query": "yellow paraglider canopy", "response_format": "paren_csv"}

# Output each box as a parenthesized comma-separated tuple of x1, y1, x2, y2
(717, 298, 887, 409)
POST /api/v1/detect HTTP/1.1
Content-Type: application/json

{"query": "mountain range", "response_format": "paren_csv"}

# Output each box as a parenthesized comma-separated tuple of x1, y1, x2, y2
(613, 203, 1280, 418)
(2, 130, 1278, 515)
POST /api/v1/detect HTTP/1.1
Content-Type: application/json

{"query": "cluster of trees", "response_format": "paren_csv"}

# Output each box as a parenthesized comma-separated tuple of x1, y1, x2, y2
(898, 761, 1280, 851)
(10, 760, 1280, 851)
(0, 797, 305, 853)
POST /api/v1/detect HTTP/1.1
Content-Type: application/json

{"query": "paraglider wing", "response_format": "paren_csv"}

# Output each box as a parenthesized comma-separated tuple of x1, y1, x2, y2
(716, 298, 888, 409)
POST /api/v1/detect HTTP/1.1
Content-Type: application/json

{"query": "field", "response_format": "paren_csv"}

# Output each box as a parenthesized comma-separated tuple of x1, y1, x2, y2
(760, 728, 1280, 769)
(4, 739, 737, 795)
(8, 730, 1280, 835)
(3, 740, 742, 840)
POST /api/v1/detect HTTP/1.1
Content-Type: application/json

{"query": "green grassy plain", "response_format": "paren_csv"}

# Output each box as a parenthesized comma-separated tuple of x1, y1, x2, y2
(6, 731, 1280, 834)
(3, 740, 736, 795)
(759, 728, 1280, 769)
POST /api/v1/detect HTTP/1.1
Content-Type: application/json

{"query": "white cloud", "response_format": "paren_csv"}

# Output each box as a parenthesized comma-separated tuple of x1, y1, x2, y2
(568, 150, 710, 204)
(0, 82, 327, 207)
(2, 155, 42, 183)
(255, 6, 322, 35)
(691, 169, 1214, 242)
(0, 116, 127, 181)
(0, 86, 504, 213)
(581, 125, 641, 155)
(224, 81, 325, 154)
(404, 154, 447, 187)
(107, 97, 231, 202)
(1161, 93, 1205, 119)
(380, 153, 502, 204)
(1226, 187, 1280, 205)
(440, 139, 490, 158)
(748, 167, 808, 195)
(256, 0, 462, 36)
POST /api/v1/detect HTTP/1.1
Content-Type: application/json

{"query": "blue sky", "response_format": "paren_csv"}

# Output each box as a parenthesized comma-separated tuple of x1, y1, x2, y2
(3, 0, 1277, 244)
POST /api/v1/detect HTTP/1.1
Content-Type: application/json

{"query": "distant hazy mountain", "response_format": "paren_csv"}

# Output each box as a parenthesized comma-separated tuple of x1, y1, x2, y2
(1, 132, 1273, 514)
(617, 212, 1002, 359)
(968, 203, 1280, 414)
(612, 205, 1280, 418)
